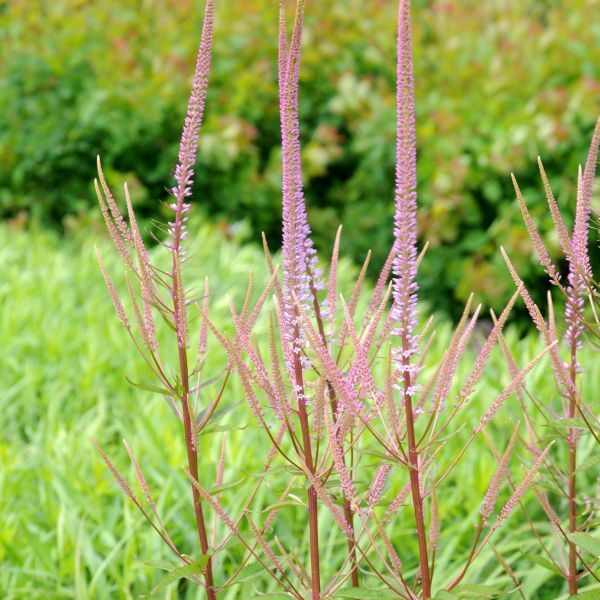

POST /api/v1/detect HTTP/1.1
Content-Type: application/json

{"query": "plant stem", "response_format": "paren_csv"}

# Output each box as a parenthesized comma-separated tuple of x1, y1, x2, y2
(568, 336, 578, 596)
(310, 282, 359, 587)
(343, 499, 359, 587)
(402, 336, 431, 598)
(174, 257, 216, 600)
(293, 333, 321, 599)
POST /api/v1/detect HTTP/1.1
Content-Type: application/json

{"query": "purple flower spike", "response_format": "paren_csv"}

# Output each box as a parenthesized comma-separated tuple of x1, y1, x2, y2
(391, 0, 420, 383)
(169, 0, 215, 255)
(279, 2, 320, 363)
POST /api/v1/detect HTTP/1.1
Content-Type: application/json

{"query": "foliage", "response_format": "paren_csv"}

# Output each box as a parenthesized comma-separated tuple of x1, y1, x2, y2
(1, 229, 598, 599)
(1, 0, 599, 317)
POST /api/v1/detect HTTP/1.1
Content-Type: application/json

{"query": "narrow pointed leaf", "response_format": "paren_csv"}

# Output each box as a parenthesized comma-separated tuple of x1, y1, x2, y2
(568, 533, 600, 556)
(124, 376, 169, 396)
(147, 555, 211, 595)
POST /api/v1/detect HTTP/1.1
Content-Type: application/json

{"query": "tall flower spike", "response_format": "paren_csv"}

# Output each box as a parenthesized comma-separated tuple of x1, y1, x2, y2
(168, 0, 215, 254)
(391, 0, 420, 381)
(279, 1, 320, 366)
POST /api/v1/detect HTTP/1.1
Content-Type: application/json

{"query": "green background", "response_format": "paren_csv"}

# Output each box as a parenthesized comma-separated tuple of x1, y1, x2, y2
(1, 0, 599, 317)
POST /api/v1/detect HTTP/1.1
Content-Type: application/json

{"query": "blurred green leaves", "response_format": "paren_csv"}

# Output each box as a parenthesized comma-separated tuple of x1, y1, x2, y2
(0, 0, 598, 318)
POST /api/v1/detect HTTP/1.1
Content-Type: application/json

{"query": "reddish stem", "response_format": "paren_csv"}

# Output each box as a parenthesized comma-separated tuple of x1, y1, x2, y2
(402, 336, 431, 598)
(293, 331, 321, 599)
(174, 259, 216, 600)
(343, 500, 359, 588)
(568, 336, 578, 596)
(309, 279, 359, 588)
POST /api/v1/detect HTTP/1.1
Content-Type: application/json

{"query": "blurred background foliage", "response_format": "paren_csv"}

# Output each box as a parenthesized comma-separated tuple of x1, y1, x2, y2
(0, 0, 599, 318)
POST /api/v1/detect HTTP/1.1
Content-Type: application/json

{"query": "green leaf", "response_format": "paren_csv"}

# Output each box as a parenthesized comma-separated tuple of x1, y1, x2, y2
(190, 356, 207, 376)
(522, 551, 563, 576)
(143, 559, 180, 571)
(164, 395, 181, 420)
(357, 448, 398, 462)
(453, 584, 501, 598)
(576, 454, 600, 473)
(568, 533, 600, 556)
(193, 370, 226, 391)
(226, 562, 263, 585)
(124, 375, 168, 395)
(146, 555, 211, 595)
(571, 587, 600, 599)
(157, 309, 177, 332)
(282, 464, 304, 476)
(433, 592, 458, 600)
(262, 498, 306, 512)
(242, 464, 287, 479)
(332, 588, 400, 599)
(196, 400, 243, 428)
(173, 376, 183, 398)
(209, 477, 246, 495)
(544, 418, 588, 430)
(200, 422, 247, 436)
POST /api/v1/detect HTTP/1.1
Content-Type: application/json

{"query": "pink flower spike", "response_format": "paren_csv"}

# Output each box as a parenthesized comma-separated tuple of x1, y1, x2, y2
(480, 426, 519, 524)
(279, 0, 320, 364)
(391, 0, 420, 378)
(324, 409, 358, 510)
(169, 0, 215, 254)
(367, 464, 392, 509)
(512, 174, 560, 284)
(497, 443, 554, 524)
(96, 247, 129, 331)
(537, 157, 573, 261)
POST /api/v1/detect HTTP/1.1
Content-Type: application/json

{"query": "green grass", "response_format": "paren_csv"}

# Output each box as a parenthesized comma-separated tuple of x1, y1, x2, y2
(0, 224, 598, 599)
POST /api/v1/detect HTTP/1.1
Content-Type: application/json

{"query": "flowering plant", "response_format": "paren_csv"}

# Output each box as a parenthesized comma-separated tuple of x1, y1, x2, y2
(92, 1, 585, 598)
(503, 117, 599, 596)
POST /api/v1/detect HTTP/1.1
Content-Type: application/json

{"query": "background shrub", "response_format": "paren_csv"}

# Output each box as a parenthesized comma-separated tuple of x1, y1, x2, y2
(1, 0, 598, 318)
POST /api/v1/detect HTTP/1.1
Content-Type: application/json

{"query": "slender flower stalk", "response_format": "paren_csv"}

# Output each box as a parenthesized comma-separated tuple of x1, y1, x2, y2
(390, 1, 430, 596)
(94, 2, 221, 598)
(278, 3, 323, 595)
(562, 120, 599, 593)
(168, 4, 217, 596)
